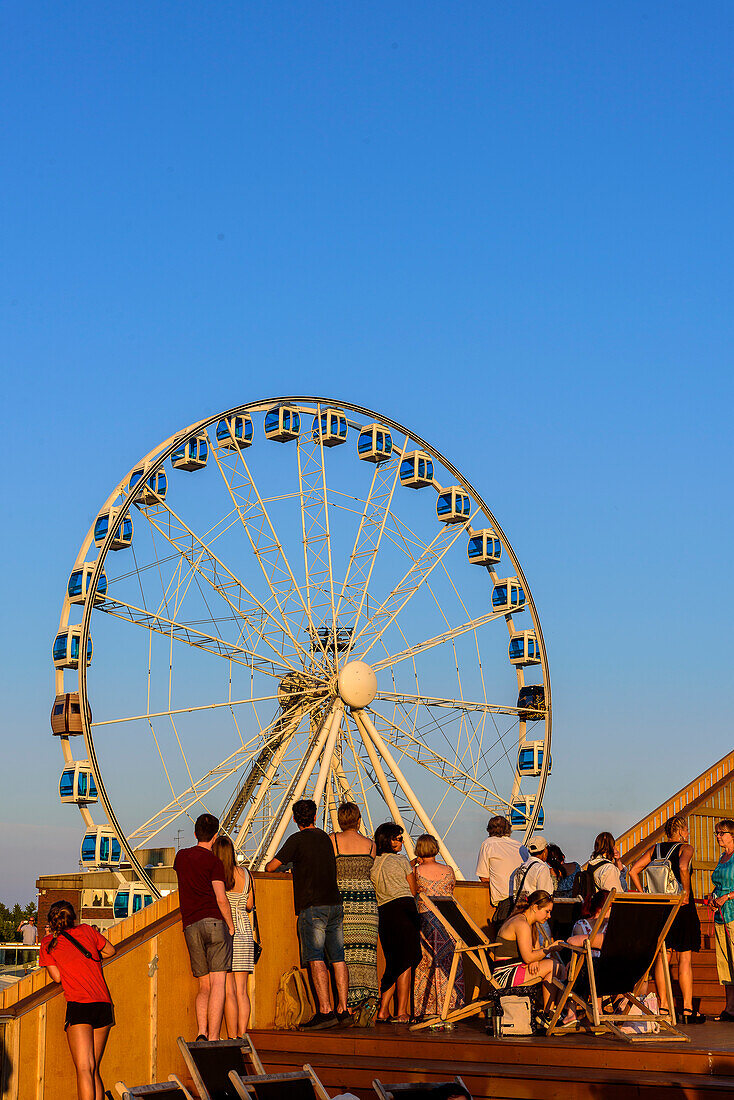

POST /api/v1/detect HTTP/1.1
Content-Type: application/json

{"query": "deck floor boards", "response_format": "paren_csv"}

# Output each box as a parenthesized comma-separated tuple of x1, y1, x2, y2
(249, 1018, 734, 1099)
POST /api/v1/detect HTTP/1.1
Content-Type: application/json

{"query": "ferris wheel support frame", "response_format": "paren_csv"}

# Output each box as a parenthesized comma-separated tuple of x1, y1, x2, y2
(61, 396, 551, 895)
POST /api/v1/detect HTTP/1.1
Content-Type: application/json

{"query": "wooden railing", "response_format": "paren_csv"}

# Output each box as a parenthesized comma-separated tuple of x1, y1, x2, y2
(617, 749, 734, 859)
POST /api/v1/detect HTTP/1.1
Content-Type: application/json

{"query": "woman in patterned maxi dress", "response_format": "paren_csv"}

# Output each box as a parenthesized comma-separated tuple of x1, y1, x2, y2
(413, 834, 464, 1020)
(331, 802, 379, 1015)
(214, 835, 255, 1036)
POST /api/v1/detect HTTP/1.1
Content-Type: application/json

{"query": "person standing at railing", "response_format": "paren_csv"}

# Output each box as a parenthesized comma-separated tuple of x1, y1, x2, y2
(708, 819, 734, 1021)
(17, 915, 38, 944)
(39, 900, 116, 1100)
(629, 815, 703, 1023)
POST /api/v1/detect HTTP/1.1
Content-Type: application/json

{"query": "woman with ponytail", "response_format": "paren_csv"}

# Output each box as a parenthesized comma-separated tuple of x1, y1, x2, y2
(39, 900, 116, 1100)
(492, 890, 565, 1015)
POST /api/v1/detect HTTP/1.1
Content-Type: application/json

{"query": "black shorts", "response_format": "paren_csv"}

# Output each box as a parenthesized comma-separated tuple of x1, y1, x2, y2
(64, 1001, 115, 1030)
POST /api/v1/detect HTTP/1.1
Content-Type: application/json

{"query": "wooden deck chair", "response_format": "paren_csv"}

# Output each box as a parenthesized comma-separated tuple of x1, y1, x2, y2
(546, 890, 689, 1043)
(410, 893, 533, 1031)
(177, 1035, 265, 1100)
(228, 1065, 331, 1100)
(115, 1078, 196, 1100)
(372, 1077, 470, 1099)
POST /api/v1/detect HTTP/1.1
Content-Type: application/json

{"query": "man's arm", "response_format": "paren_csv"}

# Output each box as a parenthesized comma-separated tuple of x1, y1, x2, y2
(265, 856, 283, 873)
(212, 880, 234, 935)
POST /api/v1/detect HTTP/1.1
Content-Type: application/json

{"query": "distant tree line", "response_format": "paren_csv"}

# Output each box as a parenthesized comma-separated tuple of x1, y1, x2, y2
(0, 901, 37, 943)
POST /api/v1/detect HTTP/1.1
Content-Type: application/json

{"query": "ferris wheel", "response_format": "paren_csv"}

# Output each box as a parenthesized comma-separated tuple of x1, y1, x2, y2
(52, 397, 552, 900)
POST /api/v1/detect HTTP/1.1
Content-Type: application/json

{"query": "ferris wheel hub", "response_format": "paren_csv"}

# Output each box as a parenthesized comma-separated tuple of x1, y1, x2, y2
(337, 660, 377, 710)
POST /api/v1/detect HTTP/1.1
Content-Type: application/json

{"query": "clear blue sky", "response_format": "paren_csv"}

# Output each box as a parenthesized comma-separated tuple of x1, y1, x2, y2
(2, 1, 733, 901)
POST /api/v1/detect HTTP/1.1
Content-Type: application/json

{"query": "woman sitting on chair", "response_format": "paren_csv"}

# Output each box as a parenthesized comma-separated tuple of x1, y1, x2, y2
(568, 890, 609, 957)
(493, 890, 565, 1012)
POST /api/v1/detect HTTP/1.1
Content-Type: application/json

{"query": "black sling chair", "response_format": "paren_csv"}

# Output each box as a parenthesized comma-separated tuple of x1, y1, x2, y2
(546, 889, 689, 1042)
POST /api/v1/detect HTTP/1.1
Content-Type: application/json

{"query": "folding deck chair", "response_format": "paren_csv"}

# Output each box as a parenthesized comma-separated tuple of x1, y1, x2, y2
(228, 1065, 331, 1100)
(410, 893, 540, 1031)
(115, 1079, 196, 1100)
(176, 1035, 265, 1100)
(372, 1076, 470, 1099)
(546, 890, 689, 1043)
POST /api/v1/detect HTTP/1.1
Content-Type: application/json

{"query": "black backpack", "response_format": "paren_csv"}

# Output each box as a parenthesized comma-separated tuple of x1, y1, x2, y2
(572, 861, 610, 901)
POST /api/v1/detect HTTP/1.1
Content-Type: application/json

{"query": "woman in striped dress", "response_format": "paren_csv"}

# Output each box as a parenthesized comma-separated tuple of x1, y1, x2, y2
(214, 835, 255, 1036)
(331, 802, 380, 1017)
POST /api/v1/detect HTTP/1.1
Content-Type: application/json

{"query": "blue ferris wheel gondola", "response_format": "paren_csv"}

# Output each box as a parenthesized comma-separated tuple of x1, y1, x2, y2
(80, 827, 121, 867)
(59, 762, 98, 804)
(357, 423, 393, 463)
(399, 450, 434, 488)
(171, 436, 208, 471)
(264, 404, 301, 441)
(53, 626, 92, 670)
(113, 883, 154, 919)
(436, 487, 471, 524)
(467, 529, 501, 567)
(216, 415, 253, 450)
(68, 564, 107, 605)
(128, 467, 167, 506)
(94, 508, 133, 551)
(312, 408, 348, 447)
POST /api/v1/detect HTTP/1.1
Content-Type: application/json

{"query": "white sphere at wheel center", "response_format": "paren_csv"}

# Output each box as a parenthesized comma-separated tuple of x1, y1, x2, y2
(337, 661, 377, 709)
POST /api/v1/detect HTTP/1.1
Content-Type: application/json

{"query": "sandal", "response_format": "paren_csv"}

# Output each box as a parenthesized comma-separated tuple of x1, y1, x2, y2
(682, 1009, 706, 1024)
(714, 1009, 734, 1022)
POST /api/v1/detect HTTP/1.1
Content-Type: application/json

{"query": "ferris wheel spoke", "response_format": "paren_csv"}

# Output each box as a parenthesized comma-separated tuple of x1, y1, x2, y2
(334, 440, 406, 641)
(254, 697, 340, 868)
(373, 691, 528, 717)
(221, 696, 324, 840)
(205, 430, 313, 667)
(230, 721, 302, 852)
(342, 713, 376, 836)
(350, 710, 415, 859)
(295, 411, 339, 651)
(352, 507, 482, 660)
(97, 594, 298, 677)
(140, 498, 303, 670)
(225, 431, 312, 629)
(370, 606, 511, 674)
(90, 693, 282, 728)
(366, 707, 510, 811)
(127, 704, 304, 847)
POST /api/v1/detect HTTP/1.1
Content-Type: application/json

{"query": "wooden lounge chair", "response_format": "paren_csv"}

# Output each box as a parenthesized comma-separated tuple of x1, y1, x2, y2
(176, 1035, 265, 1100)
(372, 1077, 470, 1099)
(115, 1078, 196, 1100)
(546, 890, 689, 1043)
(228, 1065, 331, 1099)
(410, 893, 539, 1031)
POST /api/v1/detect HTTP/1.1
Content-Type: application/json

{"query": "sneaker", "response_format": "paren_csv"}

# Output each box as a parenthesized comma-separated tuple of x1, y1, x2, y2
(299, 1011, 338, 1030)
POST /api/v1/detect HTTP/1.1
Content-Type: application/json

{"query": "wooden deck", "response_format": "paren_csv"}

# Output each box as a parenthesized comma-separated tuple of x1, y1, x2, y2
(245, 1018, 734, 1099)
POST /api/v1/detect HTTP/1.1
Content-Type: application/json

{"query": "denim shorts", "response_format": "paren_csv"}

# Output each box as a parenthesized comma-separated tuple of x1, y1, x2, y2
(183, 917, 233, 977)
(297, 903, 345, 964)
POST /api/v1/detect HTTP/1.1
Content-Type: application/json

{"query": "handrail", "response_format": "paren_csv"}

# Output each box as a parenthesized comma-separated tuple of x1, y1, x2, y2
(617, 749, 734, 858)
(0, 890, 180, 1014)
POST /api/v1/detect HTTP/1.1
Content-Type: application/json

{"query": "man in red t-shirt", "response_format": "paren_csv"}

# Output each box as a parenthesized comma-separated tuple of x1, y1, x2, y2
(174, 813, 234, 1040)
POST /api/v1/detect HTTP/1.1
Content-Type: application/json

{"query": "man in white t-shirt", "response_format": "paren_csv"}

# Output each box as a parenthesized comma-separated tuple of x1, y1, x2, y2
(17, 917, 38, 945)
(475, 815, 527, 906)
(509, 836, 555, 903)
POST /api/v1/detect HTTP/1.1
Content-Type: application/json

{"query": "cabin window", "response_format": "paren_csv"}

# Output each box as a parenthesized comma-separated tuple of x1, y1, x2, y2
(81, 837, 97, 861)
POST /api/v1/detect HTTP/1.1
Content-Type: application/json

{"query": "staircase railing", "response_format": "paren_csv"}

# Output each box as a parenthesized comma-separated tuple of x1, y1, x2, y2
(617, 749, 734, 859)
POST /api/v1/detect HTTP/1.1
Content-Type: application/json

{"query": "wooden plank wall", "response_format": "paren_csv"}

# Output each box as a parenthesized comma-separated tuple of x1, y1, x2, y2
(688, 774, 734, 899)
(0, 875, 493, 1100)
